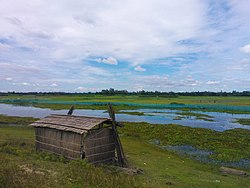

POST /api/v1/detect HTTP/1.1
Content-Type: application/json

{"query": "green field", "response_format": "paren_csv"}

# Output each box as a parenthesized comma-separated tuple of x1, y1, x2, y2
(1, 94, 250, 105)
(0, 115, 249, 188)
(1, 94, 250, 114)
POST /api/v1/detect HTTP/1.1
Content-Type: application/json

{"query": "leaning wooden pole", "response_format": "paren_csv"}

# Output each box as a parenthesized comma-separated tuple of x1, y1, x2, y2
(107, 104, 128, 167)
(67, 105, 74, 115)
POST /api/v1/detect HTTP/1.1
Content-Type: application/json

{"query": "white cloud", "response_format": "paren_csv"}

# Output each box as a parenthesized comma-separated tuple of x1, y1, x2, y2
(77, 86, 99, 92)
(5, 77, 13, 81)
(206, 81, 220, 85)
(22, 82, 30, 86)
(0, 43, 11, 50)
(0, 1, 250, 92)
(77, 86, 86, 91)
(0, 62, 41, 73)
(96, 57, 118, 65)
(0, 0, 207, 63)
(51, 83, 58, 87)
(240, 44, 250, 54)
(134, 66, 146, 72)
(80, 65, 112, 76)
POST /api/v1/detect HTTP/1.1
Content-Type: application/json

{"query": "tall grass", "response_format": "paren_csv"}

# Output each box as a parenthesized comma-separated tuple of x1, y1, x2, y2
(0, 115, 149, 188)
(0, 156, 147, 188)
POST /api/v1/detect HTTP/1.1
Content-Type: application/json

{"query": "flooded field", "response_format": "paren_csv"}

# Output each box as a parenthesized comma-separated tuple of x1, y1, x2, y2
(0, 103, 250, 131)
(161, 145, 250, 170)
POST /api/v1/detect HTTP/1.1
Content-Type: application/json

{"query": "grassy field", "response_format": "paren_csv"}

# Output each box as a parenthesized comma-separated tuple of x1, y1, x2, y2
(1, 94, 250, 106)
(1, 94, 250, 114)
(0, 115, 249, 187)
(121, 122, 250, 162)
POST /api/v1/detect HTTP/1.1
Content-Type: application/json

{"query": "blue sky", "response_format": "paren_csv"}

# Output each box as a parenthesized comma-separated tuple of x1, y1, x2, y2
(0, 0, 250, 92)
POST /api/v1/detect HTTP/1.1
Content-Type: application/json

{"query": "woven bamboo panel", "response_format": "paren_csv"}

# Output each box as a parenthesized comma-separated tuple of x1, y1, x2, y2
(35, 127, 82, 159)
(86, 150, 115, 163)
(61, 131, 82, 158)
(84, 128, 116, 163)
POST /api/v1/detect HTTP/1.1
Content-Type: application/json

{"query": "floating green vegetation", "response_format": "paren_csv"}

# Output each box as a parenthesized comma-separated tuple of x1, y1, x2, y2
(173, 116, 183, 120)
(234, 118, 250, 126)
(176, 112, 213, 118)
(169, 102, 185, 105)
(117, 111, 145, 116)
(176, 107, 250, 114)
(196, 117, 214, 122)
(121, 122, 250, 163)
(174, 112, 214, 121)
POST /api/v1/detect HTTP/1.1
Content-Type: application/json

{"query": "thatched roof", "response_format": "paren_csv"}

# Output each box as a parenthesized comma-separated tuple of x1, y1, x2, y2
(31, 114, 111, 134)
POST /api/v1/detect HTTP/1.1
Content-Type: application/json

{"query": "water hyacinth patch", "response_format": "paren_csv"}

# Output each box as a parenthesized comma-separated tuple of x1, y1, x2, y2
(121, 122, 250, 168)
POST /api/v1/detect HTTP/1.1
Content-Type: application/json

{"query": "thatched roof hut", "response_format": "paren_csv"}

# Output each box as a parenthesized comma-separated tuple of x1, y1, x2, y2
(31, 112, 127, 165)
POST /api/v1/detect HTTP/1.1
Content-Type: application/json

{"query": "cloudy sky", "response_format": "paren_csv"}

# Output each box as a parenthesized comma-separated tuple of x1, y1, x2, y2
(1, 0, 250, 92)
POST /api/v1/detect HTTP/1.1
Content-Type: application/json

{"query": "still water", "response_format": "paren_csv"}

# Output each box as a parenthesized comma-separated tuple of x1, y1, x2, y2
(0, 103, 250, 132)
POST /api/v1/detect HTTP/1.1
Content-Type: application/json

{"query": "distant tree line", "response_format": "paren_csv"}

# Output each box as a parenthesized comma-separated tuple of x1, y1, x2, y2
(97, 89, 250, 96)
(1, 89, 250, 97)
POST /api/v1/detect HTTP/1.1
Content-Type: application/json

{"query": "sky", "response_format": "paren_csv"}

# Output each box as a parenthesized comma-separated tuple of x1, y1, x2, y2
(0, 0, 250, 92)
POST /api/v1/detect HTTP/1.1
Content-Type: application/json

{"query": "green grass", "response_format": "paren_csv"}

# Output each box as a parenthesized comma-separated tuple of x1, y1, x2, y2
(2, 94, 250, 114)
(122, 137, 250, 188)
(0, 115, 249, 187)
(1, 94, 250, 105)
(0, 115, 38, 126)
(0, 116, 149, 188)
(121, 122, 250, 162)
(234, 118, 250, 126)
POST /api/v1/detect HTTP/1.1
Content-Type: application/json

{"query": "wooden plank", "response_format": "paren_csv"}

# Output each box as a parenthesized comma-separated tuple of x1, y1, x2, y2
(108, 104, 128, 167)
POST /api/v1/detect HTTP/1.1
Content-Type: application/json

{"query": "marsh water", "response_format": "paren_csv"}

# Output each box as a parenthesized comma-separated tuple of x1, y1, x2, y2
(161, 145, 250, 169)
(1, 103, 249, 169)
(0, 103, 250, 131)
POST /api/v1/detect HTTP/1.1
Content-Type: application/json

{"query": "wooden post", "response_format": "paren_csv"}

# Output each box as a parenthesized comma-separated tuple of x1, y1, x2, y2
(107, 104, 128, 167)
(67, 106, 74, 115)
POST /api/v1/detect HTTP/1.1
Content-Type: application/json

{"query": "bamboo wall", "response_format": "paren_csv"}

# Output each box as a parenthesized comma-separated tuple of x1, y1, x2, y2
(34, 127, 116, 164)
(35, 127, 82, 159)
(84, 128, 116, 164)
